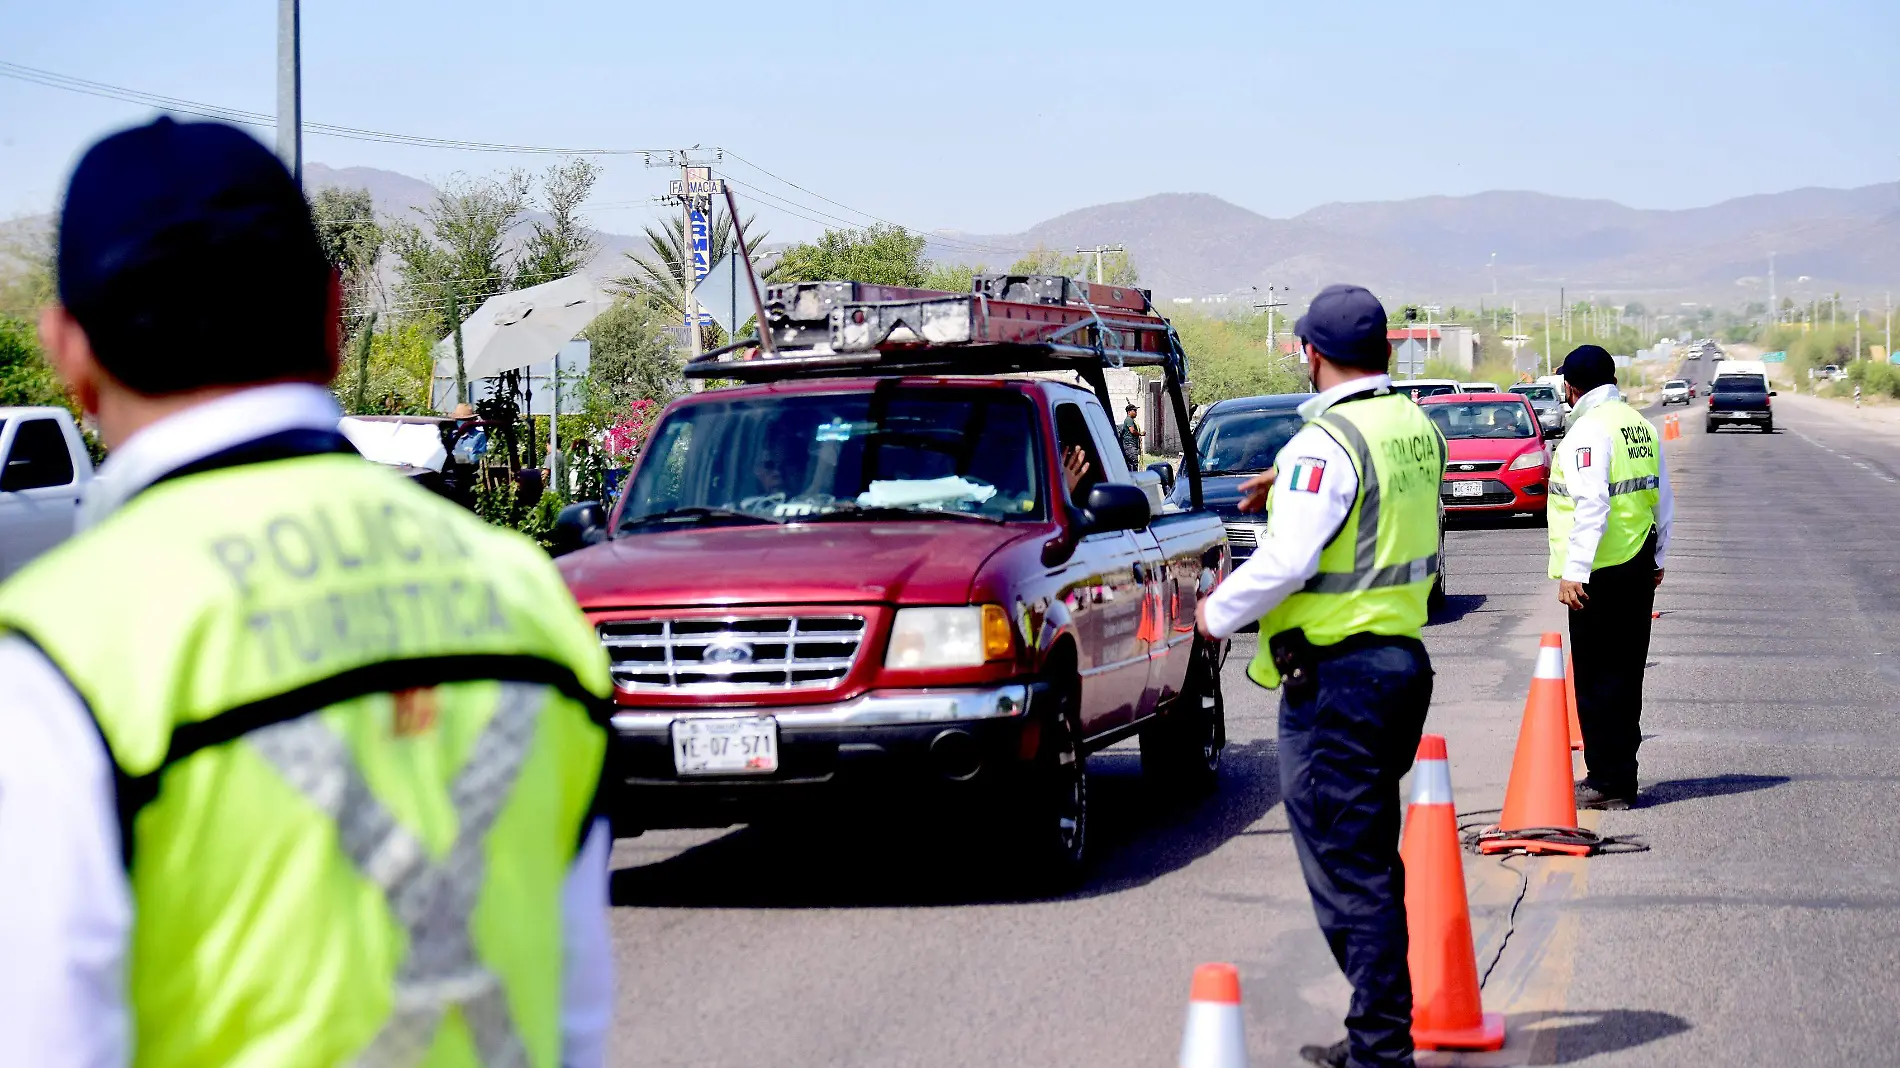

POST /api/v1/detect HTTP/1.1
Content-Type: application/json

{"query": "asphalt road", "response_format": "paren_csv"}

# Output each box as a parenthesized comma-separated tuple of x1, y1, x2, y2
(603, 363, 1900, 1066)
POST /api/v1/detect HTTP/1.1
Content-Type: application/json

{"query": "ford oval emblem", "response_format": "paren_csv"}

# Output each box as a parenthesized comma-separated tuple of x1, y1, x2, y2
(1458, 464, 1475, 471)
(701, 639, 754, 665)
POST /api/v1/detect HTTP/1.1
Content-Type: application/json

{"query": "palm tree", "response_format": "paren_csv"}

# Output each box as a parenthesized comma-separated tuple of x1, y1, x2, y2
(611, 207, 767, 345)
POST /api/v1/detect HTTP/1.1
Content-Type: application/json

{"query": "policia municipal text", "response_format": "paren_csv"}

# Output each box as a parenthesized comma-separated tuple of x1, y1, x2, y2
(0, 119, 616, 1067)
(1197, 284, 1447, 1068)
(1548, 345, 1674, 810)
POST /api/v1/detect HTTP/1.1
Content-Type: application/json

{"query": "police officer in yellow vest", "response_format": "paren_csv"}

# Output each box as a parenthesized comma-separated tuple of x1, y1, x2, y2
(1197, 284, 1444, 1068)
(1549, 345, 1674, 810)
(0, 118, 615, 1067)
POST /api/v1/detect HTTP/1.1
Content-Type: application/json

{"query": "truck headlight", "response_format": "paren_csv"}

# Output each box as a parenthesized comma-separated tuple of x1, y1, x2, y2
(1508, 451, 1546, 471)
(885, 605, 1013, 668)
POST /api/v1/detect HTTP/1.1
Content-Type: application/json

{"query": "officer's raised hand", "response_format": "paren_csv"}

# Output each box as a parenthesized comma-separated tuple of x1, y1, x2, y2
(1236, 466, 1277, 513)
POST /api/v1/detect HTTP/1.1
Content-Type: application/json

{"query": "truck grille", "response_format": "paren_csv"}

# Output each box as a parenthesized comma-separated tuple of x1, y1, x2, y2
(598, 615, 869, 691)
(1446, 461, 1504, 474)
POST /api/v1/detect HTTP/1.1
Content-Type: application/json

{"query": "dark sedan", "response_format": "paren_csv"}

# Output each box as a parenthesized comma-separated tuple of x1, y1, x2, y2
(1169, 393, 1313, 563)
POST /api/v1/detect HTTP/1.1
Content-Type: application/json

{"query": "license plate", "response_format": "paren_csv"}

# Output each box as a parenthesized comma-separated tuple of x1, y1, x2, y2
(1451, 480, 1485, 498)
(672, 717, 779, 776)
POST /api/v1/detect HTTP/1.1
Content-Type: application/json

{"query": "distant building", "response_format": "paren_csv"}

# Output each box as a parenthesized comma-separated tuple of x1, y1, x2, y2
(1389, 325, 1476, 377)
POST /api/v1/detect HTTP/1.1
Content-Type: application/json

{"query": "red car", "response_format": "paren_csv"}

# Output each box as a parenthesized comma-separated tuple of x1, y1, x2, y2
(1418, 392, 1550, 519)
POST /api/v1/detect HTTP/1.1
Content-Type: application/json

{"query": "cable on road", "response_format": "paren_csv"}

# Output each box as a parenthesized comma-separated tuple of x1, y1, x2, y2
(1476, 855, 1528, 991)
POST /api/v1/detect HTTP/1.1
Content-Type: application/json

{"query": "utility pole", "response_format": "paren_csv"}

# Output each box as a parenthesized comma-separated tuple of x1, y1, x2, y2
(1561, 286, 1567, 343)
(1254, 286, 1287, 363)
(275, 0, 301, 186)
(1855, 298, 1862, 360)
(649, 149, 725, 390)
(1075, 244, 1125, 284)
(1887, 291, 1892, 363)
(1489, 251, 1498, 296)
(1543, 305, 1551, 377)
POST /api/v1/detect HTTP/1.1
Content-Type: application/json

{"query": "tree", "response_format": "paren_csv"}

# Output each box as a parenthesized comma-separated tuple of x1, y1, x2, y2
(1007, 244, 1139, 286)
(583, 294, 680, 414)
(516, 158, 603, 288)
(308, 186, 383, 330)
(920, 261, 984, 294)
(769, 223, 930, 287)
(612, 206, 766, 324)
(387, 171, 531, 337)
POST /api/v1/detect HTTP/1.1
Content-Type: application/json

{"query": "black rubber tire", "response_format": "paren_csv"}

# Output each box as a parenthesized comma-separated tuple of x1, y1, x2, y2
(1007, 676, 1089, 890)
(1705, 421, 1717, 434)
(1761, 422, 1773, 433)
(1140, 639, 1226, 796)
(1428, 570, 1448, 615)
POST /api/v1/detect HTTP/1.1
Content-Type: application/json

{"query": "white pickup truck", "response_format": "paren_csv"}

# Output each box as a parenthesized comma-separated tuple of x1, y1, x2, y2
(0, 406, 94, 581)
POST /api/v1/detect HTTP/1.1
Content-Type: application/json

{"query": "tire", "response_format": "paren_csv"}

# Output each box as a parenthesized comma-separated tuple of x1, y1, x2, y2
(1140, 639, 1226, 796)
(1428, 570, 1448, 615)
(1007, 673, 1089, 889)
(1761, 421, 1773, 434)
(1705, 421, 1717, 434)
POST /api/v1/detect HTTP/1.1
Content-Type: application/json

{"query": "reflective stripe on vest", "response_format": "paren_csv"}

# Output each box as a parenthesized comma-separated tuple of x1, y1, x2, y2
(1299, 411, 1439, 593)
(250, 682, 546, 1067)
(1548, 480, 1569, 498)
(1609, 475, 1660, 495)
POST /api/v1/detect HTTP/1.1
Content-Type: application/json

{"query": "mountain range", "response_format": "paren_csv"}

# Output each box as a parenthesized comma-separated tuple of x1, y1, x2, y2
(305, 163, 1900, 308)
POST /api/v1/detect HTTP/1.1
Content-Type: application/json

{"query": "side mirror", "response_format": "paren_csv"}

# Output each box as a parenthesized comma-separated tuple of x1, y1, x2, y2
(551, 501, 607, 557)
(1082, 482, 1152, 534)
(1145, 460, 1176, 496)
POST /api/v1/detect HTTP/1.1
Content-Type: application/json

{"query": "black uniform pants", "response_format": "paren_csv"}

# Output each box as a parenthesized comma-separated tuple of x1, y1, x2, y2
(1568, 531, 1658, 796)
(1278, 637, 1433, 1068)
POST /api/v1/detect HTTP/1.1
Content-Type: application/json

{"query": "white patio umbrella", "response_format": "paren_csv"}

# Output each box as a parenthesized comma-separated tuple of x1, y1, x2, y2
(431, 272, 613, 393)
(429, 272, 614, 471)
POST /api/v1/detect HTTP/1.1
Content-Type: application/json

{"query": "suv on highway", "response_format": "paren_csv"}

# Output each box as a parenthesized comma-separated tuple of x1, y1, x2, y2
(1708, 371, 1775, 433)
(552, 275, 1230, 883)
(1508, 382, 1566, 437)
(1174, 393, 1310, 565)
(1660, 379, 1692, 405)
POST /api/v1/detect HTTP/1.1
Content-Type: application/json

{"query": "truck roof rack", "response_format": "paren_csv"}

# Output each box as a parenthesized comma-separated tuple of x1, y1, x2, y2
(684, 274, 1184, 383)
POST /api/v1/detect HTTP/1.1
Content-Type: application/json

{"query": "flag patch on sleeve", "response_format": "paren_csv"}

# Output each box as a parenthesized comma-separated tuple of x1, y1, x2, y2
(1575, 447, 1593, 469)
(1287, 457, 1326, 492)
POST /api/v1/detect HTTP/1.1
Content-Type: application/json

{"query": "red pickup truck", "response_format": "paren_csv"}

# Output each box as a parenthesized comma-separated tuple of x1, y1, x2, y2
(553, 276, 1230, 884)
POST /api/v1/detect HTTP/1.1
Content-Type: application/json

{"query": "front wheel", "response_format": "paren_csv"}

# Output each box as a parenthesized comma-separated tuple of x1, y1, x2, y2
(1140, 639, 1226, 796)
(1005, 677, 1089, 889)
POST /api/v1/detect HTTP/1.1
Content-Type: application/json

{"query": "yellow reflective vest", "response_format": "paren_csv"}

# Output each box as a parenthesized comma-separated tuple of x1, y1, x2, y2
(1248, 391, 1445, 688)
(1547, 398, 1662, 579)
(0, 446, 611, 1068)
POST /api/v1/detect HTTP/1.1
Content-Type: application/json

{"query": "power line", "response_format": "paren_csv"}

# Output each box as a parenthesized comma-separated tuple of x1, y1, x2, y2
(0, 59, 677, 156)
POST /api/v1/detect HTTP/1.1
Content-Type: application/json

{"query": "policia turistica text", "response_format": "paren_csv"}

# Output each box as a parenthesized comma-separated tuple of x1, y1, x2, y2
(1197, 284, 1446, 1068)
(1548, 344, 1674, 811)
(0, 119, 617, 1067)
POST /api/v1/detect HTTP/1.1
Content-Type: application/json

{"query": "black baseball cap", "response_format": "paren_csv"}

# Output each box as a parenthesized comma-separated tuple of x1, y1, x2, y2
(1124, 402, 1138, 411)
(1558, 345, 1617, 391)
(1293, 284, 1391, 370)
(58, 117, 332, 396)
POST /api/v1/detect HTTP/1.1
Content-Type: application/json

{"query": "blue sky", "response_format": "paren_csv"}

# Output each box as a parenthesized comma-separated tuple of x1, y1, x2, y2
(4, 0, 1897, 240)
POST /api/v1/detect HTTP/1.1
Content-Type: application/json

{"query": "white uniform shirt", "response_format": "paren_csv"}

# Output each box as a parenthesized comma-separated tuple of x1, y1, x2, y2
(1552, 383, 1674, 583)
(0, 385, 614, 1068)
(1200, 375, 1391, 639)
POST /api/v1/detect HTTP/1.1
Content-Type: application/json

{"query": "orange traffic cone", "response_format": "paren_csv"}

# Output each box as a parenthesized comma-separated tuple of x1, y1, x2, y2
(1479, 633, 1594, 857)
(1178, 963, 1247, 1068)
(1565, 648, 1583, 753)
(1403, 735, 1507, 1051)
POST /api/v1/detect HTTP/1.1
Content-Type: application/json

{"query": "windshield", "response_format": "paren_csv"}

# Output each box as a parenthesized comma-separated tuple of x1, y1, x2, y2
(1510, 385, 1558, 403)
(618, 387, 1043, 530)
(1665, 380, 1688, 389)
(1425, 401, 1537, 440)
(1400, 383, 1460, 399)
(1713, 376, 1767, 394)
(1194, 409, 1307, 475)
